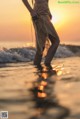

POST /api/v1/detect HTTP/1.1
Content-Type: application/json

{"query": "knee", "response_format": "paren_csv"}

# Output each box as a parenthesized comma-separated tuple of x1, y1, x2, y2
(56, 36, 60, 45)
(49, 34, 60, 46)
(53, 36, 60, 46)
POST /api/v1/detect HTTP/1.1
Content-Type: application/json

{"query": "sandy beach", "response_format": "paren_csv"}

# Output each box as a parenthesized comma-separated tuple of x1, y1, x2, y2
(0, 56, 80, 119)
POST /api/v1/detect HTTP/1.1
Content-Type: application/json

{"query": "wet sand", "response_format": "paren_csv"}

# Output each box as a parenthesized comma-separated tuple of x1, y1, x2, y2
(0, 57, 80, 119)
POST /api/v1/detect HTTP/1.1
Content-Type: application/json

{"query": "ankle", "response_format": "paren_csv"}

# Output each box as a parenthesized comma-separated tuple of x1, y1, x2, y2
(44, 62, 51, 66)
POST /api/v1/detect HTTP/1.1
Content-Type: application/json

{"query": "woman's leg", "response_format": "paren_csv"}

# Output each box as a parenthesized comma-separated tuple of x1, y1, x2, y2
(34, 51, 42, 65)
(34, 46, 45, 65)
(45, 34, 60, 65)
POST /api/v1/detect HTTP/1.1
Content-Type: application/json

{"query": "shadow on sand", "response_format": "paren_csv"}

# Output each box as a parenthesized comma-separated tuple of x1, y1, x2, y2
(30, 65, 70, 119)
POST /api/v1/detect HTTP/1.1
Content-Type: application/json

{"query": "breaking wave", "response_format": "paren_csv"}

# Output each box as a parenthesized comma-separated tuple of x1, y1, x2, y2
(0, 45, 80, 63)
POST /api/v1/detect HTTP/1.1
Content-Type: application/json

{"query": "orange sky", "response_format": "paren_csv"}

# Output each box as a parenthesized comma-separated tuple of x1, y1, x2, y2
(0, 0, 80, 44)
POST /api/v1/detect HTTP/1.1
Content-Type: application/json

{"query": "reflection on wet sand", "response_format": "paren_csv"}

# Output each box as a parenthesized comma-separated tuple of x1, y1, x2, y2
(0, 58, 80, 119)
(30, 65, 70, 119)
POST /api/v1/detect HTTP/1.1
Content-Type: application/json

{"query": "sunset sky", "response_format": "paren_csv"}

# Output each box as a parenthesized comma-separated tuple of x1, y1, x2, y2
(0, 0, 80, 45)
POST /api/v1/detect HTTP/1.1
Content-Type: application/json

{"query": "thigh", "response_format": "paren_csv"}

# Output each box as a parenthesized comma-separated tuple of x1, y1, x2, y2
(48, 22, 60, 44)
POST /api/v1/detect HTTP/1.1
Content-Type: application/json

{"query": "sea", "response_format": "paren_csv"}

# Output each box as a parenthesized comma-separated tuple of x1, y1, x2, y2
(0, 41, 80, 119)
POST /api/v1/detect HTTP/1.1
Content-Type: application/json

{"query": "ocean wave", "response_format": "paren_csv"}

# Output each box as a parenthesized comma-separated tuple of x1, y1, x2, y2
(0, 47, 36, 63)
(0, 45, 80, 63)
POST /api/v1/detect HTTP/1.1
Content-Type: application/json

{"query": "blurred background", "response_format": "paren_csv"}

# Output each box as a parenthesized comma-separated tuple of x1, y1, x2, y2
(0, 0, 80, 47)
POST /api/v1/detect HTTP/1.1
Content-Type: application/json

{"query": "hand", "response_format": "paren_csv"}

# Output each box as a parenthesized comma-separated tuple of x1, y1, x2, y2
(49, 13, 52, 20)
(30, 10, 38, 21)
(30, 10, 37, 17)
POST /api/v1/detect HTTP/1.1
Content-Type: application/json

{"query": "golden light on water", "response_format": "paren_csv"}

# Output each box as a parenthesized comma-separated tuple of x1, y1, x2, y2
(38, 92, 47, 98)
(57, 70, 63, 76)
(41, 81, 47, 87)
(24, 42, 35, 47)
(41, 72, 48, 79)
(38, 85, 44, 91)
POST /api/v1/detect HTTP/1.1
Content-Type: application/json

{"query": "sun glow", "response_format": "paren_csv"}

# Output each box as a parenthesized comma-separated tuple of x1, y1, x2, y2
(51, 13, 61, 24)
(0, 0, 80, 43)
(50, 10, 68, 30)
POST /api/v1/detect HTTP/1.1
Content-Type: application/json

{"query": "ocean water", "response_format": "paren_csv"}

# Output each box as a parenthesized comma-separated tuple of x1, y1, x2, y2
(0, 41, 80, 63)
(0, 41, 34, 49)
(0, 41, 80, 119)
(0, 57, 80, 119)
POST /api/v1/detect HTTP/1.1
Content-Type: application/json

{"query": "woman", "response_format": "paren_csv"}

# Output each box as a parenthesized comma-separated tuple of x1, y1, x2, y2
(22, 0, 60, 69)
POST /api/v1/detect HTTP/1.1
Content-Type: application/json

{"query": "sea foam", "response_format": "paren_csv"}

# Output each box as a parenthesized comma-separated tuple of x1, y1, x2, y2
(0, 45, 79, 63)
